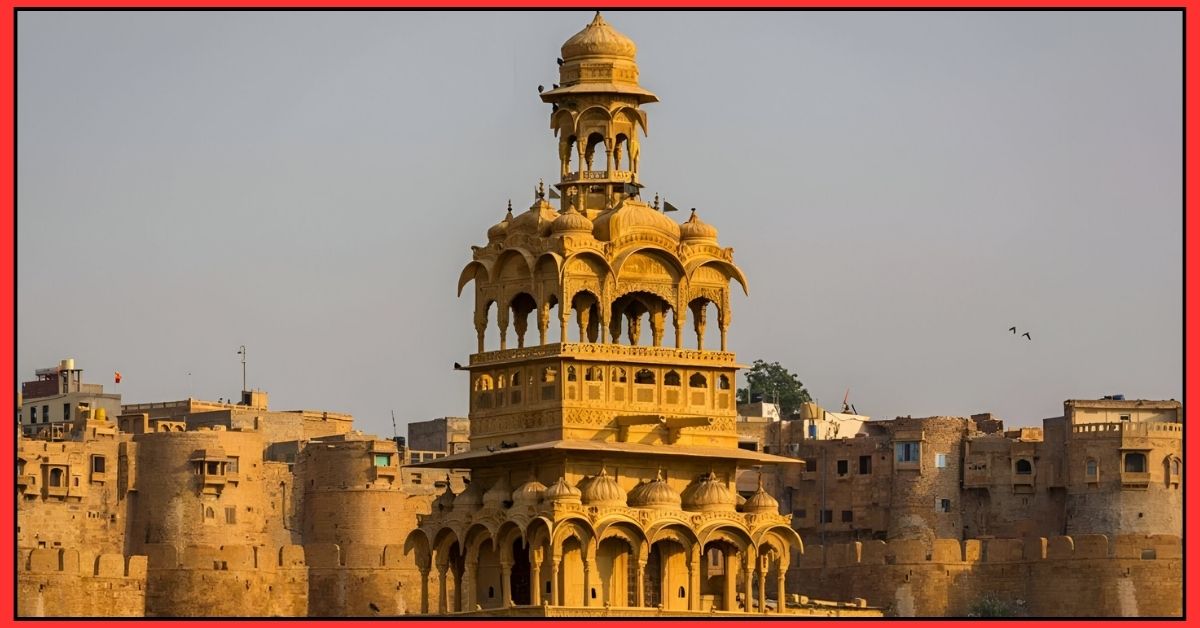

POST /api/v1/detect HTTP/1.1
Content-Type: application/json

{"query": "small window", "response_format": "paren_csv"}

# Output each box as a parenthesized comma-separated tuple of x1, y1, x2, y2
(49, 468, 64, 487)
(1119, 414, 1131, 422)
(585, 366, 603, 382)
(803, 458, 817, 473)
(374, 454, 391, 467)
(689, 373, 707, 387)
(937, 498, 951, 513)
(678, 587, 685, 599)
(663, 371, 681, 386)
(510, 372, 521, 387)
(64, 403, 72, 422)
(205, 507, 215, 520)
(91, 456, 106, 474)
(411, 473, 422, 485)
(567, 366, 577, 382)
(30, 407, 37, 422)
(613, 367, 627, 383)
(895, 442, 920, 463)
(841, 510, 853, 523)
(488, 586, 495, 599)
(1171, 458, 1181, 475)
(541, 367, 557, 383)
(42, 405, 50, 422)
(836, 460, 849, 476)
(206, 461, 222, 475)
(634, 369, 655, 385)
(1124, 453, 1146, 473)
(819, 509, 833, 523)
(936, 453, 948, 469)
(808, 424, 817, 438)
(1015, 459, 1033, 475)
(475, 374, 494, 391)
(859, 455, 872, 475)
(227, 457, 239, 474)
(717, 375, 730, 390)
(225, 507, 237, 524)
(1085, 459, 1099, 479)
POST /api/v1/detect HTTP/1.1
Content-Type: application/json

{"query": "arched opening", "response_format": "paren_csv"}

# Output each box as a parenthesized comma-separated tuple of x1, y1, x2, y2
(687, 298, 722, 351)
(585, 132, 607, 172)
(611, 292, 672, 347)
(509, 293, 538, 349)
(1124, 452, 1147, 473)
(544, 295, 562, 345)
(1015, 459, 1033, 475)
(510, 538, 531, 606)
(480, 300, 498, 352)
(1085, 458, 1099, 481)
(570, 291, 601, 343)
(664, 370, 681, 387)
(689, 373, 707, 388)
(48, 468, 64, 487)
(597, 537, 635, 607)
(565, 135, 579, 172)
(646, 539, 689, 611)
(559, 537, 585, 606)
(634, 369, 655, 385)
(613, 133, 629, 171)
(700, 540, 741, 611)
(475, 540, 502, 609)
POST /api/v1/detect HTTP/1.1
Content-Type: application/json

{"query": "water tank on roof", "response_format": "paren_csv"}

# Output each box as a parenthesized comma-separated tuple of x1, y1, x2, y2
(61, 358, 75, 371)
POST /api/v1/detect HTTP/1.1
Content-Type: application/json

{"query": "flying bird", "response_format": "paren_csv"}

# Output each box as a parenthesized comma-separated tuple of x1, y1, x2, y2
(537, 84, 544, 93)
(1022, 332, 1031, 340)
(1009, 326, 1016, 334)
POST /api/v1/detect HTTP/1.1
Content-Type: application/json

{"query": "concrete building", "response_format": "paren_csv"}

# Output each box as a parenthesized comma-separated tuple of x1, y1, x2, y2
(407, 417, 470, 455)
(18, 358, 122, 438)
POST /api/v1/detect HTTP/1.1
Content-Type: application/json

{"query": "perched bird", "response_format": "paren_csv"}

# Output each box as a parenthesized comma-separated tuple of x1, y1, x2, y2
(486, 445, 496, 453)
(1009, 326, 1017, 334)
(1022, 332, 1031, 340)
(556, 57, 564, 65)
(453, 362, 464, 370)
(552, 83, 559, 89)
(537, 84, 544, 93)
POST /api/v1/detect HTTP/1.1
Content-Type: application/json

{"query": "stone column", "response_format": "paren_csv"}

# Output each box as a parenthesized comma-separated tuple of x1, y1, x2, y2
(776, 558, 788, 614)
(742, 552, 755, 613)
(474, 312, 487, 353)
(538, 303, 550, 346)
(550, 559, 561, 606)
(693, 305, 707, 351)
(436, 564, 449, 614)
(464, 560, 477, 611)
(498, 309, 509, 351)
(530, 553, 542, 606)
(674, 311, 685, 349)
(582, 559, 593, 607)
(419, 567, 431, 614)
(500, 561, 513, 608)
(688, 547, 701, 611)
(723, 548, 737, 612)
(758, 555, 768, 614)
(635, 559, 646, 608)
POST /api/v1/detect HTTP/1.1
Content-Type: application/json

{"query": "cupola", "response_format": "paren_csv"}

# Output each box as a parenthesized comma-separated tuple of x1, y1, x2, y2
(581, 467, 627, 508)
(680, 472, 737, 512)
(627, 469, 682, 510)
(544, 476, 583, 504)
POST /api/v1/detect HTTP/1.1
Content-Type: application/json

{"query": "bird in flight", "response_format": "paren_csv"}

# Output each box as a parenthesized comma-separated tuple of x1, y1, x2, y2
(1009, 326, 1017, 334)
(1022, 332, 1031, 340)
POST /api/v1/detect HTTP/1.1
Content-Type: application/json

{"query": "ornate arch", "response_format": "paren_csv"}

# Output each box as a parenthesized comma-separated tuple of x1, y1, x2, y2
(684, 258, 749, 296)
(612, 245, 687, 283)
(457, 260, 492, 296)
(698, 524, 753, 551)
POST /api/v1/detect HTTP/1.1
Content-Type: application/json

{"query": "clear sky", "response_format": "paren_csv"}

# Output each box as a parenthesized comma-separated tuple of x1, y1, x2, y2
(17, 10, 1182, 435)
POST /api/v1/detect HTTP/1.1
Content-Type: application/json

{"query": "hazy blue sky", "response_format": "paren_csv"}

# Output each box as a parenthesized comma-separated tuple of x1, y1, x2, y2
(17, 11, 1181, 435)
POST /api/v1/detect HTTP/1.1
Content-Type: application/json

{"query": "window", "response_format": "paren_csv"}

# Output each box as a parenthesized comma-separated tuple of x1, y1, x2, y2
(612, 367, 627, 383)
(1171, 458, 1181, 476)
(634, 369, 655, 385)
(49, 468, 64, 487)
(803, 458, 817, 474)
(541, 367, 557, 383)
(91, 456, 106, 474)
(205, 507, 215, 520)
(841, 510, 853, 522)
(567, 366, 577, 382)
(225, 507, 237, 524)
(718, 375, 730, 390)
(206, 462, 222, 475)
(859, 455, 872, 475)
(663, 370, 681, 386)
(30, 407, 36, 422)
(510, 372, 521, 387)
(936, 498, 951, 513)
(836, 460, 849, 476)
(895, 442, 920, 463)
(64, 403, 71, 422)
(1119, 414, 1131, 422)
(475, 374, 494, 391)
(689, 373, 707, 387)
(374, 454, 391, 467)
(1085, 459, 1099, 479)
(936, 453, 948, 469)
(819, 509, 833, 523)
(808, 424, 817, 438)
(1015, 459, 1033, 475)
(585, 366, 603, 381)
(1124, 453, 1146, 473)
(42, 405, 50, 422)
(227, 457, 239, 474)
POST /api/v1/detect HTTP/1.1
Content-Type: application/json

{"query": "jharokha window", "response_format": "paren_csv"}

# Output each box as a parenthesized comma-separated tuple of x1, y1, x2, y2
(567, 366, 577, 382)
(689, 373, 707, 387)
(663, 371, 681, 386)
(585, 366, 604, 381)
(1124, 453, 1147, 473)
(1015, 459, 1033, 475)
(1085, 458, 1099, 480)
(612, 367, 627, 383)
(718, 374, 731, 390)
(634, 369, 655, 385)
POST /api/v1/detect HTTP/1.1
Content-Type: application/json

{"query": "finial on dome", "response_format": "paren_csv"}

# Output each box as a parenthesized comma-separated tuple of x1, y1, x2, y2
(655, 468, 664, 481)
(592, 11, 605, 25)
(537, 179, 545, 200)
(507, 199, 513, 213)
(599, 465, 609, 477)
(653, 193, 660, 211)
(757, 471, 764, 490)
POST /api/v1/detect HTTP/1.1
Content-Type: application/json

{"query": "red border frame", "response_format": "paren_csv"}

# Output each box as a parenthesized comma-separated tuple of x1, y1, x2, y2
(0, 4, 1192, 627)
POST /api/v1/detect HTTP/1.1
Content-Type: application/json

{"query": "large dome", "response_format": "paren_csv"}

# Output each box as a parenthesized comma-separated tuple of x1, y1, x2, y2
(581, 467, 627, 507)
(561, 12, 637, 61)
(680, 472, 737, 512)
(551, 206, 594, 237)
(628, 470, 682, 510)
(591, 198, 681, 244)
(508, 199, 559, 237)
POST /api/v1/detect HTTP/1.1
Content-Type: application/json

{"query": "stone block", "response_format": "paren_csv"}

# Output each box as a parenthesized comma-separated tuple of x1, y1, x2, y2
(279, 545, 306, 568)
(890, 538, 927, 564)
(60, 549, 80, 574)
(932, 539, 961, 563)
(383, 544, 408, 568)
(96, 554, 125, 577)
(985, 538, 1023, 562)
(28, 548, 61, 572)
(1113, 535, 1143, 559)
(220, 545, 255, 570)
(304, 543, 341, 569)
(860, 540, 887, 565)
(127, 555, 148, 578)
(1047, 536, 1075, 559)
(1074, 535, 1109, 559)
(963, 539, 982, 562)
(181, 545, 221, 569)
(1023, 537, 1047, 560)
(343, 543, 383, 568)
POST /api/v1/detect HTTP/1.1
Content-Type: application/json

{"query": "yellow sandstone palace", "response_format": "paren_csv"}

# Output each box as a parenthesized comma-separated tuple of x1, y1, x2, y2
(407, 13, 806, 616)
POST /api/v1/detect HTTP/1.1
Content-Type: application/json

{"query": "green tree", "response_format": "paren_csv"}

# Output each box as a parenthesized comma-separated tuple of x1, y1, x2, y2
(736, 359, 812, 417)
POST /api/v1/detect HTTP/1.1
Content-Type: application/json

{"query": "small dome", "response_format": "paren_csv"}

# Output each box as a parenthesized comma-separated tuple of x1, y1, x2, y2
(487, 204, 514, 243)
(681, 472, 737, 513)
(581, 467, 627, 508)
(452, 479, 484, 510)
(742, 473, 779, 514)
(561, 12, 636, 61)
(591, 198, 681, 244)
(434, 485, 456, 512)
(544, 476, 582, 504)
(508, 199, 559, 238)
(628, 470, 681, 510)
(551, 206, 593, 236)
(512, 477, 548, 509)
(482, 476, 513, 509)
(679, 209, 718, 244)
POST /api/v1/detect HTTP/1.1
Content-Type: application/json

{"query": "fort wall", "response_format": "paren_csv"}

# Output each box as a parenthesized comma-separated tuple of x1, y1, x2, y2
(789, 534, 1181, 617)
(305, 543, 431, 616)
(16, 548, 147, 617)
(144, 544, 307, 616)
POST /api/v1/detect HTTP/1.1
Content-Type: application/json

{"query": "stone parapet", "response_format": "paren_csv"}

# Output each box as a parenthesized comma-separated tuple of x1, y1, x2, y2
(17, 548, 147, 617)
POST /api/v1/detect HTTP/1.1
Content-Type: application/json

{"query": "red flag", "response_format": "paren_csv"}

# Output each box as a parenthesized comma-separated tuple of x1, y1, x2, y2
(114, 371, 122, 384)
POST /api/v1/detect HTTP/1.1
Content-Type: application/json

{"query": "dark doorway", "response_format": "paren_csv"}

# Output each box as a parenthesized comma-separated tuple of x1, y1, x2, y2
(510, 539, 531, 605)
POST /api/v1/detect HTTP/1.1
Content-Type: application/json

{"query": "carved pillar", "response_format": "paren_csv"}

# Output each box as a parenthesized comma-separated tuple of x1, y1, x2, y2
(538, 302, 550, 345)
(718, 307, 730, 352)
(498, 308, 510, 351)
(530, 550, 542, 606)
(650, 306, 665, 347)
(577, 305, 590, 344)
(550, 558, 561, 606)
(723, 547, 737, 611)
(419, 566, 431, 614)
(776, 557, 788, 614)
(627, 312, 642, 346)
(436, 564, 449, 614)
(474, 309, 487, 353)
(559, 139, 571, 177)
(743, 551, 755, 613)
(464, 560, 477, 611)
(514, 312, 529, 349)
(674, 310, 685, 349)
(758, 555, 768, 614)
(500, 561, 513, 608)
(451, 562, 463, 612)
(583, 559, 593, 607)
(635, 559, 646, 608)
(609, 312, 623, 345)
(692, 303, 707, 351)
(604, 137, 614, 174)
(614, 138, 625, 171)
(586, 305, 600, 343)
(688, 546, 701, 611)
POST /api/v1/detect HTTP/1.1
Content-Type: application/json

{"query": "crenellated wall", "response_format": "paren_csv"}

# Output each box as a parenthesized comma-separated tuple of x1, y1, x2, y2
(305, 543, 431, 616)
(789, 534, 1181, 617)
(17, 548, 147, 617)
(143, 544, 307, 617)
